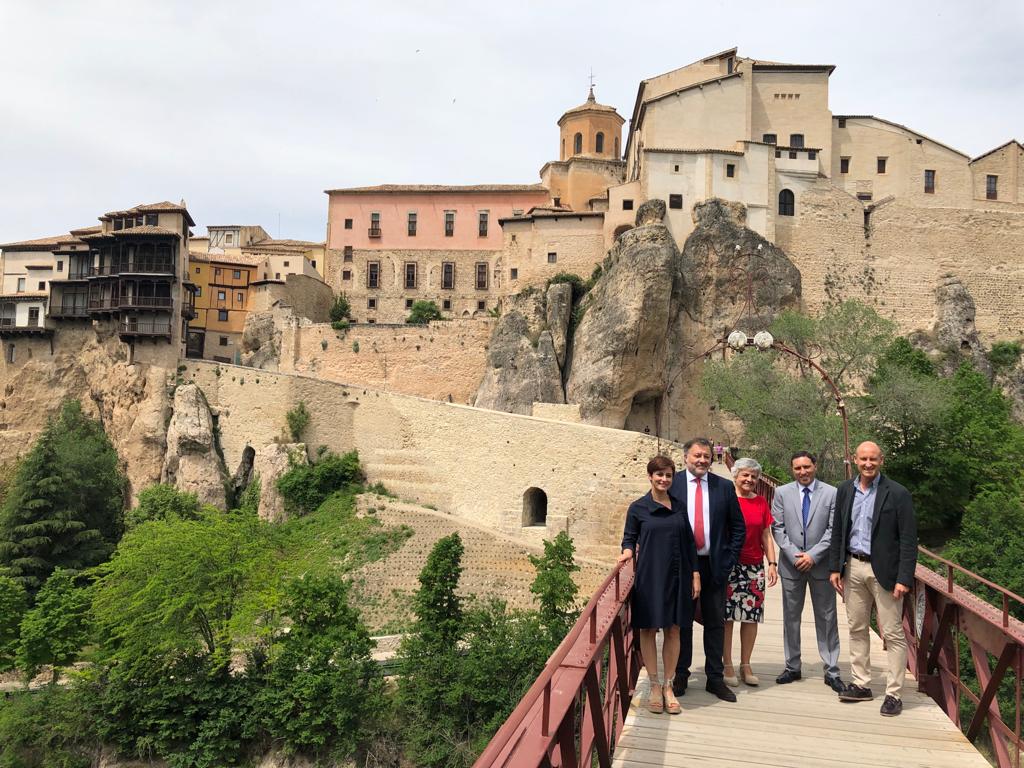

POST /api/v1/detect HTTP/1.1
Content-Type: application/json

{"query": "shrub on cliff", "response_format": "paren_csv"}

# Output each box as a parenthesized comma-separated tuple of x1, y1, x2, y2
(0, 400, 126, 595)
(406, 300, 443, 324)
(329, 293, 352, 323)
(276, 449, 364, 516)
(126, 483, 206, 528)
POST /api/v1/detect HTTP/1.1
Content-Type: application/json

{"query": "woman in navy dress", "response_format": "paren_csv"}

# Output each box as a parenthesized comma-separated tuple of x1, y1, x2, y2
(618, 455, 701, 714)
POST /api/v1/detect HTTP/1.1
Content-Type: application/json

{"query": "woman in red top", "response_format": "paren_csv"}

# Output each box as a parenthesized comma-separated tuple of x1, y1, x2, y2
(723, 457, 778, 687)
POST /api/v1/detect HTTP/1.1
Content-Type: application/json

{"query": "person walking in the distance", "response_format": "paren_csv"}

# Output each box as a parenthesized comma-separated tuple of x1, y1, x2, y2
(771, 451, 844, 692)
(670, 438, 746, 702)
(829, 441, 918, 716)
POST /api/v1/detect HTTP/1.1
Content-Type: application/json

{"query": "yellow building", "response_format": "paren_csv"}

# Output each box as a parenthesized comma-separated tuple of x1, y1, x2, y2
(187, 252, 259, 362)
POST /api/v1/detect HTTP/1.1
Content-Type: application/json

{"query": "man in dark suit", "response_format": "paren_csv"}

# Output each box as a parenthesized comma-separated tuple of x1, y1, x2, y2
(828, 441, 918, 717)
(670, 437, 746, 702)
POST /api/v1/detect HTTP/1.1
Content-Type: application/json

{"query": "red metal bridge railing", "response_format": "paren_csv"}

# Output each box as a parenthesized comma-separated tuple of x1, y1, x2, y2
(472, 558, 641, 768)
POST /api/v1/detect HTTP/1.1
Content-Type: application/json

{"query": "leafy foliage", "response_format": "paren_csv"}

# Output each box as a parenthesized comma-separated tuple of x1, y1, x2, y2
(528, 531, 580, 647)
(989, 340, 1022, 374)
(126, 484, 204, 528)
(0, 401, 125, 594)
(0, 686, 98, 768)
(17, 568, 91, 682)
(329, 293, 351, 323)
(260, 574, 382, 759)
(276, 449, 363, 516)
(407, 300, 444, 324)
(284, 400, 311, 442)
(0, 573, 27, 671)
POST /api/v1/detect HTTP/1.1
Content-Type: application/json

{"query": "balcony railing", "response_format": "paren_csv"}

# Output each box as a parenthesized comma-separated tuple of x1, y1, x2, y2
(50, 304, 89, 318)
(119, 320, 172, 337)
(88, 298, 119, 310)
(91, 261, 175, 277)
(368, 227, 382, 238)
(119, 296, 173, 309)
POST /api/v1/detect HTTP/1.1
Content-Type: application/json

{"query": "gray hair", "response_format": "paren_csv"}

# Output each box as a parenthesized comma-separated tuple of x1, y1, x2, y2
(731, 457, 762, 478)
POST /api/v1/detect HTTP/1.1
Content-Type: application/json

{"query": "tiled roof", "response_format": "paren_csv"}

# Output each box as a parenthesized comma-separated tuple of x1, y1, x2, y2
(68, 225, 101, 236)
(83, 226, 181, 239)
(970, 139, 1023, 164)
(833, 115, 968, 158)
(644, 147, 746, 156)
(101, 201, 196, 226)
(0, 233, 81, 250)
(250, 238, 324, 248)
(198, 252, 266, 267)
(324, 183, 548, 195)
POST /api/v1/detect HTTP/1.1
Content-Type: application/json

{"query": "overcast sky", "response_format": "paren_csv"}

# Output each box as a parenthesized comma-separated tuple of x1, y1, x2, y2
(1, 0, 1021, 244)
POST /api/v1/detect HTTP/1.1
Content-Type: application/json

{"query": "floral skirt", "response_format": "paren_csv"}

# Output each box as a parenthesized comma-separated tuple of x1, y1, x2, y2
(725, 562, 767, 623)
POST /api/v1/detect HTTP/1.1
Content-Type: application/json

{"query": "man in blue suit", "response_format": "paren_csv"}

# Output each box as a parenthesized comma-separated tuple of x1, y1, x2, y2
(671, 437, 746, 701)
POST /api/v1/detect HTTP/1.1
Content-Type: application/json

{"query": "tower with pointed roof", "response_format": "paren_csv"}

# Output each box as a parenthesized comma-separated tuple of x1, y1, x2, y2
(541, 87, 626, 213)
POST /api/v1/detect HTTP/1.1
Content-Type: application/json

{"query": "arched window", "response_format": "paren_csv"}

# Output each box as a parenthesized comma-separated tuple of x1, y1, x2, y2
(573, 132, 583, 155)
(595, 132, 605, 153)
(561, 138, 565, 160)
(614, 136, 620, 158)
(778, 189, 795, 217)
(522, 487, 548, 527)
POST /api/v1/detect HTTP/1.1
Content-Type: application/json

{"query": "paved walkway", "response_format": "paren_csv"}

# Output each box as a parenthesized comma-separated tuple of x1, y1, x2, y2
(613, 585, 990, 768)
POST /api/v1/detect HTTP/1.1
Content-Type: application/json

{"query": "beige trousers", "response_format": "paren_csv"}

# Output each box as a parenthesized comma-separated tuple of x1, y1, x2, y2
(844, 556, 907, 698)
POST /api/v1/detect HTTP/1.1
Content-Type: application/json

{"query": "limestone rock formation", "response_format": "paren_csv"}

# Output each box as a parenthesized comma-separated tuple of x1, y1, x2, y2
(473, 284, 568, 414)
(931, 274, 992, 376)
(252, 442, 307, 523)
(240, 311, 283, 369)
(161, 383, 229, 509)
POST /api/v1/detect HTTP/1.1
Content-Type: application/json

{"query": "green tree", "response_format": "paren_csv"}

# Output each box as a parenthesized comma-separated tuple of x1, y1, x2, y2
(91, 511, 277, 667)
(17, 568, 91, 683)
(406, 300, 444, 324)
(989, 340, 1022, 374)
(0, 686, 98, 768)
(260, 574, 381, 760)
(126, 483, 204, 528)
(0, 573, 27, 671)
(329, 293, 352, 323)
(276, 449, 363, 516)
(528, 531, 580, 648)
(397, 532, 466, 767)
(285, 400, 311, 442)
(0, 401, 125, 594)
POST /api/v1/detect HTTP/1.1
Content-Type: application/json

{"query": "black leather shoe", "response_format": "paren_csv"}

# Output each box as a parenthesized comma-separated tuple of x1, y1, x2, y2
(839, 684, 873, 702)
(706, 679, 737, 702)
(775, 669, 802, 684)
(672, 678, 687, 697)
(825, 676, 847, 694)
(880, 695, 903, 716)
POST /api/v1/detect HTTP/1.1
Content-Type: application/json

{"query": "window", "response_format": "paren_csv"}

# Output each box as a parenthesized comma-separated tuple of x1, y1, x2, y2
(343, 246, 353, 261)
(596, 132, 604, 153)
(442, 262, 455, 290)
(275, 273, 280, 279)
(775, 149, 782, 158)
(218, 291, 226, 300)
(219, 336, 228, 346)
(56, 260, 63, 271)
(312, 260, 316, 268)
(367, 298, 377, 310)
(808, 150, 817, 160)
(573, 132, 582, 154)
(28, 307, 39, 326)
(877, 157, 887, 174)
(444, 211, 455, 237)
(218, 310, 229, 321)
(726, 163, 736, 178)
(510, 268, 518, 280)
(344, 218, 352, 229)
(726, 57, 734, 74)
(547, 252, 557, 264)
(477, 300, 486, 311)
(215, 268, 222, 277)
(778, 189, 795, 216)
(987, 174, 998, 200)
(113, 218, 123, 231)
(614, 137, 619, 157)
(5, 344, 13, 363)
(840, 157, 850, 174)
(195, 266, 201, 273)
(669, 194, 683, 209)
(342, 270, 351, 280)
(367, 261, 380, 289)
(837, 118, 847, 128)
(408, 212, 417, 236)
(233, 270, 241, 279)
(789, 150, 798, 159)
(368, 212, 381, 237)
(225, 233, 234, 245)
(404, 262, 417, 289)
(475, 262, 488, 290)
(925, 169, 936, 194)
(145, 213, 158, 226)
(283, 261, 290, 267)
(38, 281, 45, 291)
(762, 133, 777, 145)
(673, 164, 680, 172)
(195, 286, 202, 296)
(405, 298, 414, 309)
(856, 193, 873, 202)
(622, 199, 634, 210)
(16, 278, 25, 292)
(789, 134, 804, 148)
(478, 211, 488, 237)
(442, 298, 452, 311)
(236, 292, 244, 302)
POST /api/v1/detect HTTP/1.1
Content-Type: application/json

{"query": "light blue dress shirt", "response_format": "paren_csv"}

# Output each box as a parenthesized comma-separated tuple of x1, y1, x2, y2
(850, 474, 880, 556)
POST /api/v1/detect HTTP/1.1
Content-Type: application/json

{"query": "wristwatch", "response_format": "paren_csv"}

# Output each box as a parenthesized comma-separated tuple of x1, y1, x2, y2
(768, 561, 777, 566)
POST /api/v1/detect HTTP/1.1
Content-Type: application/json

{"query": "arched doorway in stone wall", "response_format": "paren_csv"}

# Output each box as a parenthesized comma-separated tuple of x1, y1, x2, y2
(522, 487, 548, 527)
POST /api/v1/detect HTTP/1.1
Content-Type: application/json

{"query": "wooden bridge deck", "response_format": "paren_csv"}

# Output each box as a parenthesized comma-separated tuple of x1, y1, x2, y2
(613, 588, 991, 768)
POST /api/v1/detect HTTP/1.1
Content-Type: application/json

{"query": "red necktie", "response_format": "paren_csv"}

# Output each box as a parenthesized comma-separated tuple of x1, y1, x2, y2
(693, 477, 706, 550)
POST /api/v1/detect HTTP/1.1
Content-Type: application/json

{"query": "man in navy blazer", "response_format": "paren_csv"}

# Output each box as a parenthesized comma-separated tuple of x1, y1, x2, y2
(670, 437, 746, 701)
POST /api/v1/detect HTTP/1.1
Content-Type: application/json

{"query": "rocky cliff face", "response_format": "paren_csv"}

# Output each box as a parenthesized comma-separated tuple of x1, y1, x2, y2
(931, 274, 992, 377)
(161, 383, 229, 509)
(473, 282, 571, 414)
(251, 442, 308, 523)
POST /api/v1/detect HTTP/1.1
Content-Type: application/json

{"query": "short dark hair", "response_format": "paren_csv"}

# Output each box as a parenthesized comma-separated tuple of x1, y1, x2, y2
(791, 450, 817, 465)
(683, 437, 713, 454)
(647, 455, 676, 475)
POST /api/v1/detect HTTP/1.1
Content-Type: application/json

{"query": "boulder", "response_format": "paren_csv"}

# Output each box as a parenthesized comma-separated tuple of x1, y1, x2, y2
(161, 383, 228, 509)
(252, 442, 308, 523)
(473, 287, 566, 414)
(932, 274, 991, 376)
